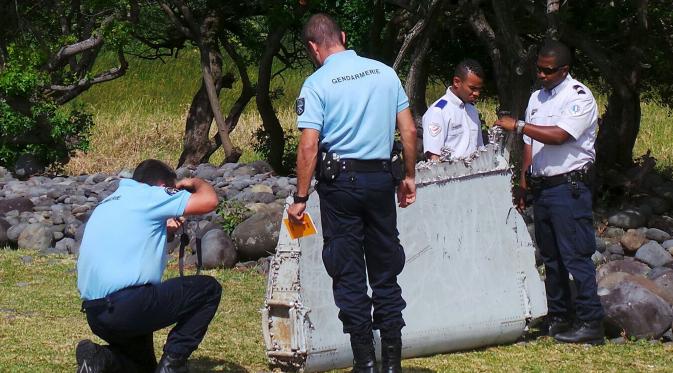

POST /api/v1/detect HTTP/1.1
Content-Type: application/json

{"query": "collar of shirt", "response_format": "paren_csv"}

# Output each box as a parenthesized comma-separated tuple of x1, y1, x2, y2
(543, 74, 573, 98)
(323, 50, 356, 67)
(445, 87, 465, 109)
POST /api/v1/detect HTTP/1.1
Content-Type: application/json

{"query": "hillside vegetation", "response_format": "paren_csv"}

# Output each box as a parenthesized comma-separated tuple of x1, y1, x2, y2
(67, 51, 673, 175)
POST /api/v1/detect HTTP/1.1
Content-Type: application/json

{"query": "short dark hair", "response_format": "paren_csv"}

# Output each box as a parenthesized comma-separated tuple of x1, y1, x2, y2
(454, 59, 485, 80)
(302, 13, 343, 48)
(539, 40, 572, 67)
(132, 159, 177, 187)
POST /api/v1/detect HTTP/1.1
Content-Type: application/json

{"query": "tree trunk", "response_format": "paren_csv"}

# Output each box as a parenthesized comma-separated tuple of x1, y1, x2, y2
(596, 89, 641, 169)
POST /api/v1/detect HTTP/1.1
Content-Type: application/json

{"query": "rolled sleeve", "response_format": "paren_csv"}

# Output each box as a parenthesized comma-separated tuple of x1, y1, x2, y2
(422, 108, 446, 155)
(147, 187, 192, 220)
(556, 96, 597, 140)
(296, 85, 324, 131)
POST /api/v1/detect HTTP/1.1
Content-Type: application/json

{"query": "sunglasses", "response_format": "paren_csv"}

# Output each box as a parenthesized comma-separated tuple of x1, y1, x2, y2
(536, 65, 566, 75)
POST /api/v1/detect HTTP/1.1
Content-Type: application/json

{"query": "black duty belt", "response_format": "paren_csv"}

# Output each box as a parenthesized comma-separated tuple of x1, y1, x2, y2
(339, 159, 391, 172)
(528, 165, 593, 191)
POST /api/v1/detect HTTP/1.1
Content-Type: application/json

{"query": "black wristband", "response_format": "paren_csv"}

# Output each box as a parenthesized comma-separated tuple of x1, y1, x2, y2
(293, 194, 309, 204)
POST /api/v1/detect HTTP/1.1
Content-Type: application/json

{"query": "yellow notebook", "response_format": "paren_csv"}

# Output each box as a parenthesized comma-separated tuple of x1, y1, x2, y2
(284, 213, 317, 239)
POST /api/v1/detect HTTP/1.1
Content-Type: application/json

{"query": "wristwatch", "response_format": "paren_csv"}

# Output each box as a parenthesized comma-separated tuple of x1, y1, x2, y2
(516, 120, 526, 134)
(293, 193, 309, 204)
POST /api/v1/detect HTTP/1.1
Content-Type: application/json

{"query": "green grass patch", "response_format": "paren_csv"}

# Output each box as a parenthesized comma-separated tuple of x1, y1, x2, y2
(1, 249, 672, 372)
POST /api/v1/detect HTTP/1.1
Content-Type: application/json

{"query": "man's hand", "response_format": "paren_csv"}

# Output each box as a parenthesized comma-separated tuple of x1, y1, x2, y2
(494, 116, 516, 132)
(287, 202, 307, 225)
(167, 217, 185, 234)
(175, 178, 198, 192)
(515, 186, 526, 213)
(397, 176, 416, 208)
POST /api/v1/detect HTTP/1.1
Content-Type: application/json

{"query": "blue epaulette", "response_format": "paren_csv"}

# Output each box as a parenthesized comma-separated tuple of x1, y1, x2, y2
(434, 99, 448, 109)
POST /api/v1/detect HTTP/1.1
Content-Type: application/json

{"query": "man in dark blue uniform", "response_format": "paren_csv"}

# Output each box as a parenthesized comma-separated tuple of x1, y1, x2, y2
(287, 13, 417, 373)
(76, 159, 222, 373)
(495, 41, 605, 344)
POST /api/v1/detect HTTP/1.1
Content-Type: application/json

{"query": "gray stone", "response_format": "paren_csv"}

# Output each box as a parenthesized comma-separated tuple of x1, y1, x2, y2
(620, 229, 648, 253)
(603, 227, 625, 239)
(598, 273, 673, 339)
(14, 153, 44, 178)
(20, 256, 32, 264)
(52, 231, 64, 241)
(229, 179, 253, 191)
(647, 267, 673, 281)
(197, 227, 237, 269)
(55, 237, 77, 255)
(648, 215, 673, 234)
(0, 218, 10, 245)
(607, 244, 625, 256)
(233, 191, 276, 204)
(646, 228, 671, 243)
(6, 223, 28, 243)
(608, 209, 649, 229)
(643, 173, 665, 190)
(652, 271, 673, 306)
(607, 253, 624, 261)
(663, 240, 673, 250)
(0, 197, 34, 215)
(232, 165, 257, 177)
(595, 236, 607, 253)
(635, 241, 673, 268)
(17, 223, 53, 250)
(195, 163, 219, 180)
(250, 184, 273, 194)
(592, 251, 606, 266)
(232, 207, 283, 260)
(40, 246, 68, 255)
(249, 160, 273, 174)
(642, 196, 671, 215)
(117, 168, 134, 179)
(596, 259, 651, 283)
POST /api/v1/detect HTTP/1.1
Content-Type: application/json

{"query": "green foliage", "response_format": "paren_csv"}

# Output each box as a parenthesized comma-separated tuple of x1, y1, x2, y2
(216, 199, 252, 235)
(253, 126, 299, 174)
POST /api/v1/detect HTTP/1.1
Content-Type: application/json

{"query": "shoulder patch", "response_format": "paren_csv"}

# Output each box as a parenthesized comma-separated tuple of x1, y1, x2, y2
(295, 97, 305, 115)
(434, 99, 448, 109)
(164, 187, 179, 196)
(572, 85, 586, 95)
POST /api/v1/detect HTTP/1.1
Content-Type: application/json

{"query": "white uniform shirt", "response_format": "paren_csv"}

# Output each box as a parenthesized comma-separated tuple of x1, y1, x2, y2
(422, 88, 483, 159)
(523, 74, 598, 177)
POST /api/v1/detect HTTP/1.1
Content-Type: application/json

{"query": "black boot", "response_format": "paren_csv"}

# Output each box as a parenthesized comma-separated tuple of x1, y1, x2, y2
(380, 339, 402, 373)
(350, 336, 378, 373)
(547, 315, 571, 337)
(155, 353, 189, 373)
(554, 320, 605, 345)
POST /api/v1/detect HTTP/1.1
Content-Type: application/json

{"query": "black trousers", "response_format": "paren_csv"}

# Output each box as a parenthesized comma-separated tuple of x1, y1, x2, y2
(533, 181, 604, 321)
(83, 275, 222, 372)
(317, 171, 406, 338)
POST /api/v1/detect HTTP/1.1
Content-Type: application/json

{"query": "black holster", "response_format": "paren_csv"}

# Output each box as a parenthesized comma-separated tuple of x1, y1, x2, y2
(391, 141, 404, 185)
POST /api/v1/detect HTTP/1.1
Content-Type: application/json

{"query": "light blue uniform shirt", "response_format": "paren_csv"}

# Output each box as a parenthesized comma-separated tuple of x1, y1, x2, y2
(77, 179, 191, 300)
(296, 50, 409, 160)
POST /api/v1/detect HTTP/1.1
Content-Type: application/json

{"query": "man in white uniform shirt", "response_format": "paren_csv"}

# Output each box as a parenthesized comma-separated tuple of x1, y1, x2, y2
(422, 59, 484, 160)
(495, 41, 605, 345)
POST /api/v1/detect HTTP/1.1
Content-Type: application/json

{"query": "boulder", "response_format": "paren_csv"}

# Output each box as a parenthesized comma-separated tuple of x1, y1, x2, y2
(641, 196, 671, 215)
(653, 183, 673, 200)
(250, 184, 273, 194)
(598, 273, 673, 339)
(608, 209, 649, 229)
(55, 237, 77, 255)
(13, 153, 44, 179)
(592, 251, 607, 266)
(17, 223, 53, 251)
(596, 259, 650, 283)
(635, 241, 673, 268)
(662, 240, 673, 250)
(620, 229, 648, 253)
(595, 236, 607, 253)
(197, 227, 237, 269)
(646, 228, 671, 243)
(249, 160, 273, 174)
(0, 197, 34, 215)
(648, 215, 673, 235)
(232, 207, 283, 260)
(652, 271, 673, 306)
(7, 223, 28, 243)
(233, 191, 276, 204)
(603, 227, 625, 239)
(0, 218, 10, 246)
(607, 244, 625, 256)
(195, 163, 220, 180)
(647, 267, 673, 281)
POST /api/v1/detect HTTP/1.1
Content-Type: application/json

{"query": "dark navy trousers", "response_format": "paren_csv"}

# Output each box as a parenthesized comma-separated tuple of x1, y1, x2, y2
(533, 181, 604, 321)
(317, 171, 406, 338)
(83, 275, 222, 372)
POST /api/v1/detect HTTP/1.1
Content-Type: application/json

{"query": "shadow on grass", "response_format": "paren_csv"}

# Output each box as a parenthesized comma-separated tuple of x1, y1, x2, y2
(189, 356, 248, 372)
(403, 367, 436, 373)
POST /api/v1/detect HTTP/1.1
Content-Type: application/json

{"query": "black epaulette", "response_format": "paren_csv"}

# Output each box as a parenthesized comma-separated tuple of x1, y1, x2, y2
(573, 85, 586, 95)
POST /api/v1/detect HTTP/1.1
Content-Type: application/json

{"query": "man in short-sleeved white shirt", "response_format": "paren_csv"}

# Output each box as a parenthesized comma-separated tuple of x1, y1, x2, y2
(422, 59, 485, 160)
(495, 41, 604, 345)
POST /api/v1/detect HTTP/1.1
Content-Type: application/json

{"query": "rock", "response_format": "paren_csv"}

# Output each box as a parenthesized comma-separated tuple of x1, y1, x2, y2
(595, 236, 607, 253)
(652, 271, 673, 306)
(608, 209, 649, 229)
(17, 223, 53, 250)
(40, 246, 68, 255)
(603, 227, 625, 239)
(620, 229, 648, 253)
(232, 165, 257, 177)
(598, 273, 673, 339)
(0, 218, 10, 245)
(250, 184, 274, 194)
(648, 215, 673, 235)
(249, 160, 273, 174)
(646, 228, 671, 243)
(52, 231, 64, 241)
(198, 227, 237, 269)
(195, 163, 219, 180)
(653, 183, 673, 200)
(643, 173, 665, 190)
(20, 256, 32, 264)
(13, 153, 44, 179)
(596, 259, 650, 283)
(0, 197, 34, 215)
(592, 251, 606, 266)
(233, 191, 276, 204)
(607, 244, 625, 256)
(641, 197, 671, 215)
(647, 267, 673, 281)
(663, 240, 673, 250)
(257, 256, 271, 275)
(232, 207, 283, 260)
(635, 241, 673, 268)
(55, 237, 77, 255)
(6, 223, 28, 243)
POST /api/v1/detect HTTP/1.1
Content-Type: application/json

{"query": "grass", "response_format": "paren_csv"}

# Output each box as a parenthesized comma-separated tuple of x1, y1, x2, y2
(1, 248, 673, 372)
(67, 51, 673, 175)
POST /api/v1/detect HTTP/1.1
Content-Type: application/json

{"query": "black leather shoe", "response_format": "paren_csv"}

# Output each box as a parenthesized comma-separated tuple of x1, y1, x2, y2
(351, 341, 378, 373)
(155, 353, 189, 373)
(554, 320, 605, 345)
(547, 316, 571, 337)
(380, 339, 402, 373)
(75, 339, 109, 373)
